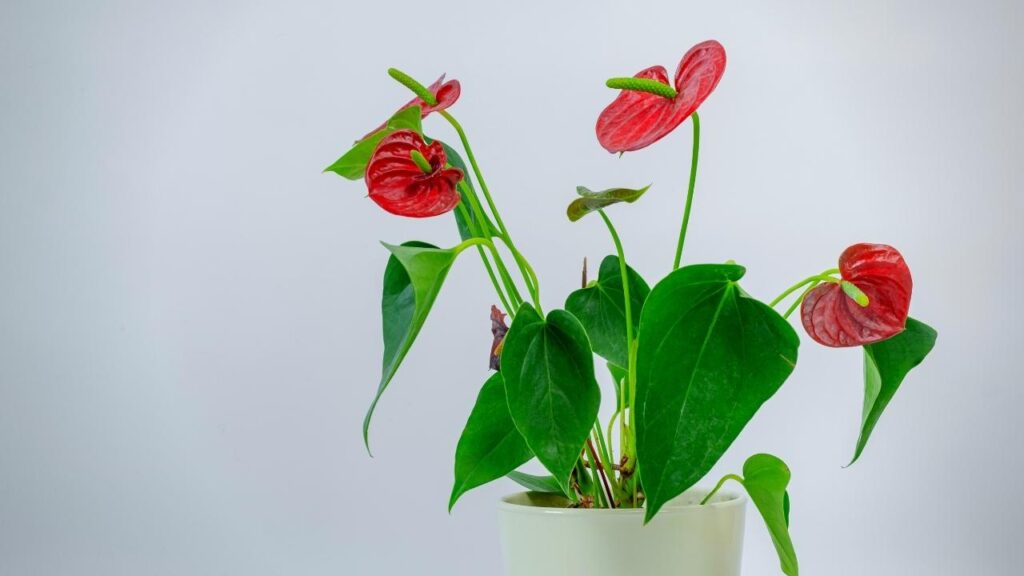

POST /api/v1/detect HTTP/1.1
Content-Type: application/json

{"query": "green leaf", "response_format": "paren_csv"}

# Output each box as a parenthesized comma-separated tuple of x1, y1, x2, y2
(450, 373, 534, 510)
(564, 255, 650, 368)
(506, 470, 565, 495)
(783, 491, 791, 527)
(441, 140, 498, 240)
(566, 185, 650, 222)
(607, 362, 630, 410)
(635, 264, 799, 522)
(501, 304, 601, 493)
(849, 317, 937, 465)
(742, 454, 799, 576)
(324, 106, 423, 180)
(363, 241, 460, 450)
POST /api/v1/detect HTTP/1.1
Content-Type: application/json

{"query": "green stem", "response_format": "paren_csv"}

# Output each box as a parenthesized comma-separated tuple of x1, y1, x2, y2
(784, 280, 820, 319)
(440, 109, 542, 313)
(700, 473, 743, 505)
(597, 209, 638, 503)
(672, 112, 700, 270)
(768, 268, 841, 308)
(457, 181, 525, 308)
(455, 203, 513, 315)
(593, 425, 620, 494)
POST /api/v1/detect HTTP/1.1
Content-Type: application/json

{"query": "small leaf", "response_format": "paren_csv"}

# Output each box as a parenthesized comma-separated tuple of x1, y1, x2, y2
(324, 106, 423, 180)
(565, 255, 650, 368)
(607, 362, 630, 410)
(566, 185, 649, 222)
(506, 470, 565, 495)
(742, 454, 799, 576)
(450, 373, 533, 510)
(635, 264, 799, 522)
(363, 241, 460, 450)
(849, 317, 937, 465)
(501, 304, 601, 493)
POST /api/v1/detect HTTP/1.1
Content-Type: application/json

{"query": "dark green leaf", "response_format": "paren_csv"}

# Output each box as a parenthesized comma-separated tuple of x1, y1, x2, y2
(635, 264, 799, 522)
(450, 373, 533, 510)
(506, 470, 565, 495)
(607, 362, 630, 410)
(783, 491, 791, 527)
(565, 255, 650, 368)
(324, 106, 423, 180)
(567, 185, 650, 222)
(501, 304, 601, 493)
(850, 317, 937, 465)
(742, 454, 799, 576)
(363, 241, 459, 450)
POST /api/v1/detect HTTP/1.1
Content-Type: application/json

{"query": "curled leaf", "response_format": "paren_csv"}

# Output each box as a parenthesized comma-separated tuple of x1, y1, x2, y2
(567, 185, 650, 222)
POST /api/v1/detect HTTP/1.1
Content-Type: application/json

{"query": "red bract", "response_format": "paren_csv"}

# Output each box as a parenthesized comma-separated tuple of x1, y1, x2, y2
(365, 130, 463, 218)
(596, 40, 727, 153)
(801, 244, 913, 347)
(366, 74, 461, 137)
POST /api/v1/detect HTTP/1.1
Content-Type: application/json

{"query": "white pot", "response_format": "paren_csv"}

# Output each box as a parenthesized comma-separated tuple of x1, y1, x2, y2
(498, 489, 746, 576)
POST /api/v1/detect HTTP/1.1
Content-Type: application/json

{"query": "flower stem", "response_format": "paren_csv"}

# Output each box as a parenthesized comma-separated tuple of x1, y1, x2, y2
(700, 473, 744, 505)
(768, 268, 841, 308)
(784, 280, 820, 319)
(439, 109, 543, 314)
(586, 438, 616, 508)
(455, 203, 513, 314)
(597, 209, 637, 501)
(672, 112, 700, 270)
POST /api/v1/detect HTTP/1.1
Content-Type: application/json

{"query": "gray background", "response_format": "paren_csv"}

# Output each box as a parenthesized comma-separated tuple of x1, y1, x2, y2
(1, 0, 1021, 574)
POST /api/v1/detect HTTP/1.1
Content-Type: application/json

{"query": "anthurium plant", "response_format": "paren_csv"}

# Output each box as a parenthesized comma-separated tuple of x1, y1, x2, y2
(326, 40, 936, 575)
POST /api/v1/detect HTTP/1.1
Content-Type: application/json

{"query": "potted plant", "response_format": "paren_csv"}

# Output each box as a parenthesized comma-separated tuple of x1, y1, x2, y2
(325, 40, 937, 575)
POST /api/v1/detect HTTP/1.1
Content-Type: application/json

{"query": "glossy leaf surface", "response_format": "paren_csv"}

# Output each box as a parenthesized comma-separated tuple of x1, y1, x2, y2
(363, 241, 459, 449)
(566, 185, 649, 222)
(450, 373, 533, 510)
(850, 317, 937, 465)
(506, 470, 565, 495)
(325, 106, 423, 180)
(635, 264, 799, 521)
(501, 304, 601, 493)
(565, 255, 650, 368)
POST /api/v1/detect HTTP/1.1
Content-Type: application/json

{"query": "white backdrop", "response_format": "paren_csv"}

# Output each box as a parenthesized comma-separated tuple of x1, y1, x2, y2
(1, 0, 1021, 574)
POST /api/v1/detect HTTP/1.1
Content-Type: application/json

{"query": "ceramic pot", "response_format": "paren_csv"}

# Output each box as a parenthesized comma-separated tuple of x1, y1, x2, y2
(498, 488, 745, 576)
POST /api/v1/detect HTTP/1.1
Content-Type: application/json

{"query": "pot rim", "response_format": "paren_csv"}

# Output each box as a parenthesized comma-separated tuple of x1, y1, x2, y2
(498, 488, 745, 516)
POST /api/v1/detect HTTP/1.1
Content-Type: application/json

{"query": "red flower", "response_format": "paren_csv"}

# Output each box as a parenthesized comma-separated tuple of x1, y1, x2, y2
(801, 244, 913, 347)
(596, 40, 727, 153)
(365, 130, 463, 218)
(366, 74, 461, 137)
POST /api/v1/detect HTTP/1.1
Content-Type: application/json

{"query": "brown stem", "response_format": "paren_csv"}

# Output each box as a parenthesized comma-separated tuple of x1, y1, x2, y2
(586, 438, 616, 508)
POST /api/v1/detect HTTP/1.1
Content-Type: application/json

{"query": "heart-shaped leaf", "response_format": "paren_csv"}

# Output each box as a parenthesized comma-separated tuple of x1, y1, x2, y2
(363, 241, 460, 450)
(565, 255, 650, 368)
(501, 304, 601, 493)
(849, 317, 937, 465)
(449, 373, 533, 510)
(506, 470, 565, 495)
(742, 454, 799, 576)
(324, 106, 423, 180)
(566, 185, 650, 222)
(635, 264, 799, 521)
